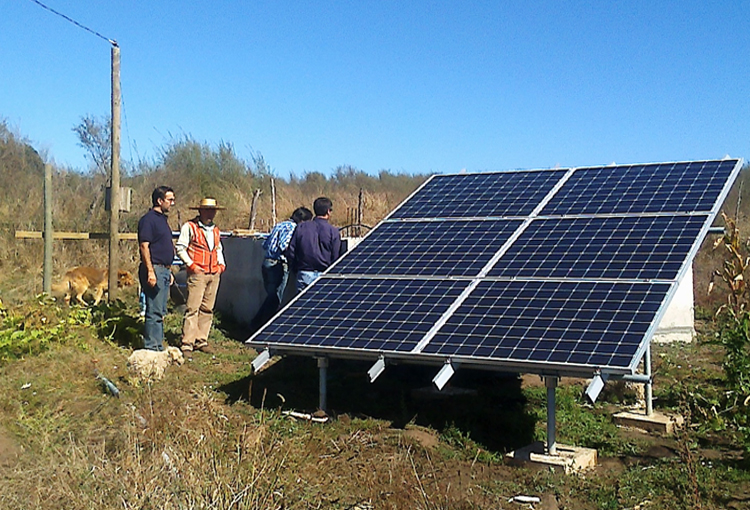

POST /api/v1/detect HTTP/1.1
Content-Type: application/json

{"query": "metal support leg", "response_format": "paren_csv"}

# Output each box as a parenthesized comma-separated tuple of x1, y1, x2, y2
(317, 357, 328, 413)
(645, 344, 653, 417)
(546, 376, 558, 455)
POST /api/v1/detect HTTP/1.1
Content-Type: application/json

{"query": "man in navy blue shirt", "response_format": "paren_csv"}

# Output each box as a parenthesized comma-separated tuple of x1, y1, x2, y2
(138, 186, 176, 351)
(287, 197, 342, 291)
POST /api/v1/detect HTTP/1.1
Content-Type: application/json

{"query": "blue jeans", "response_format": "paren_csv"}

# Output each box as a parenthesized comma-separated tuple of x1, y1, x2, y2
(297, 270, 321, 292)
(251, 259, 289, 328)
(263, 258, 289, 304)
(140, 264, 171, 351)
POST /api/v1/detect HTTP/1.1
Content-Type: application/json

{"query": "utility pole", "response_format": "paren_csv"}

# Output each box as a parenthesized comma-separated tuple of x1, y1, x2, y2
(28, 0, 121, 298)
(108, 42, 121, 300)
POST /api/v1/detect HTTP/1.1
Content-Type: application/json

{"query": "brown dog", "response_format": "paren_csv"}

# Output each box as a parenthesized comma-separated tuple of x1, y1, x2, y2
(52, 266, 135, 306)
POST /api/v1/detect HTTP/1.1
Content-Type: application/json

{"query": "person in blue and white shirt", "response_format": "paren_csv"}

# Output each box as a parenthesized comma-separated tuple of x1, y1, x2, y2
(250, 207, 312, 329)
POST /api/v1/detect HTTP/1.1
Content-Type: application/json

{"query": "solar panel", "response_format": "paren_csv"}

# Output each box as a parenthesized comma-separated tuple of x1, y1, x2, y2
(256, 278, 469, 353)
(542, 160, 737, 216)
(331, 219, 523, 277)
(421, 280, 670, 371)
(248, 158, 743, 378)
(487, 215, 708, 280)
(390, 169, 567, 219)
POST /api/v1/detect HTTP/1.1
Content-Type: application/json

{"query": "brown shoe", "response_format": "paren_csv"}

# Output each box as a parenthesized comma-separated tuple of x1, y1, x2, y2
(180, 346, 194, 359)
(195, 343, 213, 354)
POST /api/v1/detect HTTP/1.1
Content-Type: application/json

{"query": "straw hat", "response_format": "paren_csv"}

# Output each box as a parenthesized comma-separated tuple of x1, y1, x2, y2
(189, 197, 225, 210)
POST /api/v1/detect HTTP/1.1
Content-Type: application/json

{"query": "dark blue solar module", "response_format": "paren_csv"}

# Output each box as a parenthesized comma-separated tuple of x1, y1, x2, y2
(247, 158, 742, 376)
(330, 219, 523, 277)
(487, 215, 708, 280)
(542, 160, 737, 216)
(253, 278, 469, 353)
(389, 169, 568, 219)
(422, 280, 670, 370)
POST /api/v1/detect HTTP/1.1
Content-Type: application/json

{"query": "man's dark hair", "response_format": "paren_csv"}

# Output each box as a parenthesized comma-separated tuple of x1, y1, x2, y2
(152, 186, 174, 207)
(291, 207, 313, 224)
(313, 197, 333, 217)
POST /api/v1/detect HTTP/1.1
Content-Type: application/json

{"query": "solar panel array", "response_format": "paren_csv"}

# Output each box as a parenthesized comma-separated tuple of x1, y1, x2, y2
(248, 159, 742, 377)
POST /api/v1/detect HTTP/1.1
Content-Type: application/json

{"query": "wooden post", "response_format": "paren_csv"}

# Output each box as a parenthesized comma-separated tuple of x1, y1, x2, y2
(249, 188, 262, 230)
(270, 177, 277, 226)
(108, 42, 121, 301)
(357, 188, 363, 237)
(43, 163, 53, 294)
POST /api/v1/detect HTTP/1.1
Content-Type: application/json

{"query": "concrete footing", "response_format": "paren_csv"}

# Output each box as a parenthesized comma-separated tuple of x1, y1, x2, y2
(506, 442, 597, 473)
(613, 409, 684, 435)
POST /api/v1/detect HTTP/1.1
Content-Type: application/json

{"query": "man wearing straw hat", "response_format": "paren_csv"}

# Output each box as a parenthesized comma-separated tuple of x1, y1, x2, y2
(176, 197, 227, 356)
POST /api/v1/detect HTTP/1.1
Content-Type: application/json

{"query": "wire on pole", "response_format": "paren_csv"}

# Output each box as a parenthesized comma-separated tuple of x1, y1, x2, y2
(28, 0, 117, 46)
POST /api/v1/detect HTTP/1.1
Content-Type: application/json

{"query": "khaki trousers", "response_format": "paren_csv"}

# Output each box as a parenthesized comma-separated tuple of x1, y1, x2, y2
(181, 271, 221, 349)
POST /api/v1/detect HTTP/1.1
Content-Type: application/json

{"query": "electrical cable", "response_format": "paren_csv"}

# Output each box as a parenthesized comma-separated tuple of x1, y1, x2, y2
(28, 0, 117, 46)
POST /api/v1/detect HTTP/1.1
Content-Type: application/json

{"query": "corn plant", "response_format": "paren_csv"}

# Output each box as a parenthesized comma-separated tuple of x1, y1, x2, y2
(709, 212, 750, 448)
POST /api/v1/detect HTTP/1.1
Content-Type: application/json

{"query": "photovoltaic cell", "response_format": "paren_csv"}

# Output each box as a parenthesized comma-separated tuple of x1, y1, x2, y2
(390, 169, 567, 219)
(331, 219, 523, 277)
(254, 278, 470, 353)
(423, 280, 670, 370)
(542, 160, 737, 216)
(487, 215, 708, 280)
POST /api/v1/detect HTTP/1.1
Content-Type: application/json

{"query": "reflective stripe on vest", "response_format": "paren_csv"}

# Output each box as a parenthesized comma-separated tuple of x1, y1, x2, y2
(186, 221, 221, 273)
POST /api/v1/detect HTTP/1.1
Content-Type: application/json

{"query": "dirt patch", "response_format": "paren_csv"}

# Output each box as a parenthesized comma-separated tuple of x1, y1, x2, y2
(0, 426, 22, 466)
(403, 426, 439, 449)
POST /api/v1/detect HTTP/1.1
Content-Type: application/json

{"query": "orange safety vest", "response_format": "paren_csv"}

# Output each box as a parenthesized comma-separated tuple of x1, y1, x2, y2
(186, 219, 222, 274)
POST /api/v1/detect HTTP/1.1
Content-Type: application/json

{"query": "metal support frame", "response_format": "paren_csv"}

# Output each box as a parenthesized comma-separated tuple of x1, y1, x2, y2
(318, 357, 329, 412)
(546, 376, 558, 455)
(645, 344, 653, 416)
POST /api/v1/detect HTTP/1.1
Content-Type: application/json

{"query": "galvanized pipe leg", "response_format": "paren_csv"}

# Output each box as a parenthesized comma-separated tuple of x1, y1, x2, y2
(546, 376, 558, 455)
(317, 357, 328, 413)
(645, 344, 653, 417)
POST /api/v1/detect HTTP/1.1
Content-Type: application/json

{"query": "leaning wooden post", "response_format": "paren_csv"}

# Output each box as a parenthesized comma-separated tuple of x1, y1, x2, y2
(43, 163, 53, 294)
(249, 188, 262, 230)
(270, 177, 277, 225)
(108, 41, 121, 301)
(357, 188, 363, 237)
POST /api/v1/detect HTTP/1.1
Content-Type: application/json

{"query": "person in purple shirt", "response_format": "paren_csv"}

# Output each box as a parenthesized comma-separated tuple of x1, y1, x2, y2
(138, 186, 176, 351)
(286, 197, 342, 291)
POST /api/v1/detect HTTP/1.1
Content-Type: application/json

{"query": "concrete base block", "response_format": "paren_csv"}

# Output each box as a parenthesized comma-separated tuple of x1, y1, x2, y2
(652, 326, 695, 344)
(506, 442, 597, 473)
(613, 410, 684, 435)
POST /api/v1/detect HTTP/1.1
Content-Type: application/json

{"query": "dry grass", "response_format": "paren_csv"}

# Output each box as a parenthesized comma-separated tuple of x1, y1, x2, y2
(0, 315, 509, 509)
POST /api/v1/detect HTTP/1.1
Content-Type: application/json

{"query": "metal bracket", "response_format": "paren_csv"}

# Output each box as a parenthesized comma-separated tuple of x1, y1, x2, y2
(433, 360, 458, 390)
(584, 371, 609, 404)
(251, 349, 271, 373)
(368, 356, 386, 383)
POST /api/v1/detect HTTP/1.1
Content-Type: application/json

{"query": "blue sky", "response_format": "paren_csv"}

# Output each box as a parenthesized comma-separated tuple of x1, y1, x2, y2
(1, 1, 748, 176)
